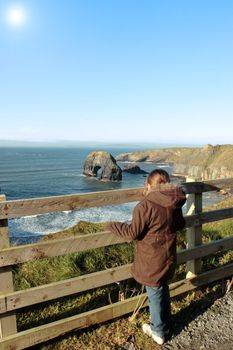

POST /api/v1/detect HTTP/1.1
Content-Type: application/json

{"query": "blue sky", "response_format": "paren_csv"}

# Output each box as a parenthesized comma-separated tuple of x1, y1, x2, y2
(0, 0, 232, 145)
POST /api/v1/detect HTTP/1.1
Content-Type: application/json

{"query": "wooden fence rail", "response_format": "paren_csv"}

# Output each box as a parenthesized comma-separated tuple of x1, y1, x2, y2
(0, 181, 220, 220)
(0, 206, 233, 267)
(0, 234, 233, 316)
(0, 178, 233, 349)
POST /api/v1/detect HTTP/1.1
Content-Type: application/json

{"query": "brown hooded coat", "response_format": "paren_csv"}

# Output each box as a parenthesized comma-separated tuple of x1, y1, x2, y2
(108, 184, 186, 287)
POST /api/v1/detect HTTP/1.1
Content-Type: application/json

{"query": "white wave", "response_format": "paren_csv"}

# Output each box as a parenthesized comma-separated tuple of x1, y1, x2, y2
(10, 202, 137, 237)
(120, 161, 137, 164)
(10, 190, 223, 239)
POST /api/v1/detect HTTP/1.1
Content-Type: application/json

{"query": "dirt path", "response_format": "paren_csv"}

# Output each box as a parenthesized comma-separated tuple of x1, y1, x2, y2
(163, 290, 233, 350)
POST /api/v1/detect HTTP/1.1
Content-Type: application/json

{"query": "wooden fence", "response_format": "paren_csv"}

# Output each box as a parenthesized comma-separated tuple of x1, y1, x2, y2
(0, 178, 233, 349)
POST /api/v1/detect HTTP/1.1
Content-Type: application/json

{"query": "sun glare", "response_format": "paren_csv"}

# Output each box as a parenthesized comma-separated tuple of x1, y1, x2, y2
(5, 5, 27, 27)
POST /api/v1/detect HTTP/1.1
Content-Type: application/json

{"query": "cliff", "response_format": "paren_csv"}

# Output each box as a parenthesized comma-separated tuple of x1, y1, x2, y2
(116, 144, 233, 180)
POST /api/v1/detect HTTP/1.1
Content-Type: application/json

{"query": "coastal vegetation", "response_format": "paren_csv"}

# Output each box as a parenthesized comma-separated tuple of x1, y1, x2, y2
(10, 194, 233, 349)
(116, 144, 233, 180)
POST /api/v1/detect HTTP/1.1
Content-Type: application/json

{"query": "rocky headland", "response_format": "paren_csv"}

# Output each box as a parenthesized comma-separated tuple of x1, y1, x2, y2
(116, 144, 233, 180)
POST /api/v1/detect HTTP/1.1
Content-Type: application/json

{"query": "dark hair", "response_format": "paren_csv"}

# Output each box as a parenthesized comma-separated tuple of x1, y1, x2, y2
(147, 169, 170, 185)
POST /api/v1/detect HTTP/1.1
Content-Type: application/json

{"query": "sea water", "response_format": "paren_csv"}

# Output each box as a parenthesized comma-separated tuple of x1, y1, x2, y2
(0, 146, 223, 245)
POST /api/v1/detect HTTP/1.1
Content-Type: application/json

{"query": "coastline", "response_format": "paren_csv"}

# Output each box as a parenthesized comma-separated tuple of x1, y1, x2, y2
(116, 144, 233, 181)
(2, 147, 233, 246)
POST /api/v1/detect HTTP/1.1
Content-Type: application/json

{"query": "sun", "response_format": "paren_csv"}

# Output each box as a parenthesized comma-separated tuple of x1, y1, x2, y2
(5, 5, 27, 27)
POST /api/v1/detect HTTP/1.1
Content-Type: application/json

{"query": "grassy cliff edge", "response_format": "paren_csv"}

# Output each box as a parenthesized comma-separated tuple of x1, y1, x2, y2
(116, 144, 233, 180)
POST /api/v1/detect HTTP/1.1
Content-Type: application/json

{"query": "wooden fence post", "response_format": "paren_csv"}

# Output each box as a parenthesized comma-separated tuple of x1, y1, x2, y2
(0, 195, 17, 338)
(185, 178, 203, 278)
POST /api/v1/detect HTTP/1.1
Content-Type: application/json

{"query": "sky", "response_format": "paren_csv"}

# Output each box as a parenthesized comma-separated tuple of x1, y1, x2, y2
(0, 0, 232, 145)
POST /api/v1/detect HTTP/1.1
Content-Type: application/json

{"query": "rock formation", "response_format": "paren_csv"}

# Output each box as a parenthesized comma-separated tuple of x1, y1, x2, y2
(122, 165, 148, 174)
(83, 151, 122, 181)
(116, 144, 233, 180)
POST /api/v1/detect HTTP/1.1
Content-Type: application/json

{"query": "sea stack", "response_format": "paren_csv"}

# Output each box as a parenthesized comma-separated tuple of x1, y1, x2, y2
(83, 151, 122, 181)
(122, 164, 148, 174)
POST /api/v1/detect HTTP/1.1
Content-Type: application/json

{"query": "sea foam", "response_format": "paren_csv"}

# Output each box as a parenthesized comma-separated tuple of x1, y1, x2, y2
(9, 202, 137, 238)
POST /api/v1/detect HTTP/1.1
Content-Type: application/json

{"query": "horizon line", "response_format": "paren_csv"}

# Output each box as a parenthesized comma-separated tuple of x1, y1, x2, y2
(0, 139, 204, 148)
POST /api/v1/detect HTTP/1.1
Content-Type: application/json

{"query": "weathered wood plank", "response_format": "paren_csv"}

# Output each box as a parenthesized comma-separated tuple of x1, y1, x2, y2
(183, 207, 233, 228)
(2, 264, 132, 313)
(0, 196, 17, 338)
(181, 181, 219, 194)
(0, 235, 232, 313)
(184, 207, 233, 228)
(200, 207, 233, 224)
(0, 202, 233, 267)
(0, 177, 231, 220)
(0, 179, 222, 220)
(177, 235, 233, 265)
(0, 188, 144, 220)
(0, 231, 125, 267)
(194, 262, 233, 286)
(184, 213, 200, 227)
(186, 183, 203, 277)
(170, 262, 233, 295)
(1, 263, 233, 350)
(0, 294, 148, 350)
(203, 177, 233, 189)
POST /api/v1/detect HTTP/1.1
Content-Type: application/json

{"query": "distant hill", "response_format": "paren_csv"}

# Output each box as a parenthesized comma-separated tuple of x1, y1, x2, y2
(116, 144, 233, 180)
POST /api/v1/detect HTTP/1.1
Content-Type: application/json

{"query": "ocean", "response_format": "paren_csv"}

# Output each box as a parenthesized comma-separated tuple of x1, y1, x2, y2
(0, 146, 223, 245)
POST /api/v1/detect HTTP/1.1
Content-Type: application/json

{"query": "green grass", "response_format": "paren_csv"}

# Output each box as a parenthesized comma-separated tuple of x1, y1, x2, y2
(32, 284, 226, 350)
(14, 221, 136, 334)
(119, 144, 233, 171)
(12, 197, 233, 349)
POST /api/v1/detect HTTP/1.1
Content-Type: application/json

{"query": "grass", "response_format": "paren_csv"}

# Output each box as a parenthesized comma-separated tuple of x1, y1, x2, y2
(119, 144, 233, 171)
(31, 284, 226, 350)
(12, 196, 233, 349)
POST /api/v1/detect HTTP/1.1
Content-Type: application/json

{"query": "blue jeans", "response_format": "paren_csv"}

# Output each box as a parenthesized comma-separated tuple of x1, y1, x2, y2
(146, 283, 171, 337)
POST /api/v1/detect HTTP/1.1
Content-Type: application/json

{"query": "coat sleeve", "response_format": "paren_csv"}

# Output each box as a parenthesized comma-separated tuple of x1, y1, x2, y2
(171, 207, 186, 232)
(107, 202, 148, 241)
